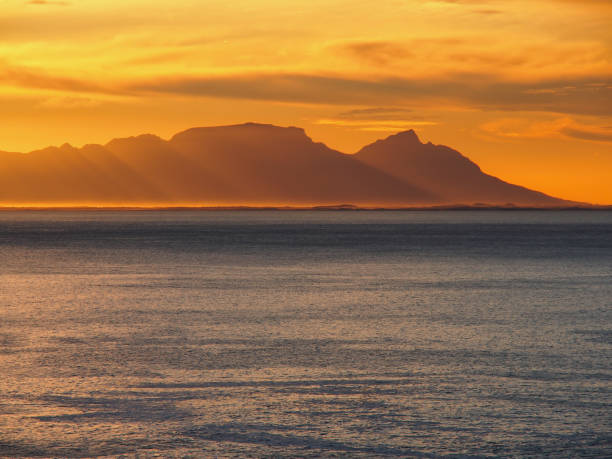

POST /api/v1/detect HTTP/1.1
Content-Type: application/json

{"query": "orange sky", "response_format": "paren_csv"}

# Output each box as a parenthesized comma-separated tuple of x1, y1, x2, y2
(1, 0, 611, 203)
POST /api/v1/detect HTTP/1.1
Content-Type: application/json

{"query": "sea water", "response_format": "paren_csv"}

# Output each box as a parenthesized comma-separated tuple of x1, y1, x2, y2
(0, 210, 610, 457)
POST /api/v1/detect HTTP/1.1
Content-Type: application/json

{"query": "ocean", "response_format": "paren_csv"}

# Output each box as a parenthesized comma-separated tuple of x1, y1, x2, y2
(0, 210, 610, 458)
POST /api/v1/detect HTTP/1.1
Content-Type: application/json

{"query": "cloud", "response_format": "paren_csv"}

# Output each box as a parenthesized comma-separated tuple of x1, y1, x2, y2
(123, 51, 190, 66)
(561, 127, 612, 142)
(337, 38, 609, 73)
(428, 0, 493, 3)
(318, 107, 438, 131)
(128, 72, 612, 116)
(317, 107, 437, 131)
(555, 0, 612, 4)
(0, 62, 118, 95)
(480, 117, 570, 139)
(336, 107, 415, 120)
(315, 118, 437, 132)
(473, 9, 503, 14)
(37, 95, 103, 109)
(434, 0, 609, 5)
(339, 41, 413, 66)
(27, 0, 70, 5)
(481, 117, 612, 143)
(1, 59, 610, 117)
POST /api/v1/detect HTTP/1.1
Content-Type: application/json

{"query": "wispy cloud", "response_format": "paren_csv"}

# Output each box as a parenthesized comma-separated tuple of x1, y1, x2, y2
(26, 0, 70, 5)
(481, 117, 612, 142)
(428, 0, 494, 3)
(561, 127, 612, 142)
(336, 107, 415, 120)
(122, 51, 190, 66)
(335, 38, 610, 77)
(2, 60, 610, 117)
(315, 119, 437, 132)
(339, 41, 413, 66)
(0, 62, 117, 95)
(128, 72, 612, 116)
(433, 0, 609, 5)
(319, 107, 437, 131)
(473, 9, 503, 14)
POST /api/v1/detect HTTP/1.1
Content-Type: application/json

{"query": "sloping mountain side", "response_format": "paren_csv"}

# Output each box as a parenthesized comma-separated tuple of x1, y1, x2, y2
(0, 123, 574, 207)
(355, 130, 565, 206)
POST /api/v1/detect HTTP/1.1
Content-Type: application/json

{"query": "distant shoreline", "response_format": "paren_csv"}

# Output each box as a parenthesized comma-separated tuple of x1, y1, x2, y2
(1, 204, 611, 211)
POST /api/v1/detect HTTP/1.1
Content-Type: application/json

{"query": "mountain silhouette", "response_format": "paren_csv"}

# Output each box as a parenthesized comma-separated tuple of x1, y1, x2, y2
(0, 123, 573, 206)
(355, 130, 563, 206)
(168, 123, 434, 205)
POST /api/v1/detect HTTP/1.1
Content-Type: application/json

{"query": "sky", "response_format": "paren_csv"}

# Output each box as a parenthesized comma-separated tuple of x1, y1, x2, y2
(1, 0, 611, 203)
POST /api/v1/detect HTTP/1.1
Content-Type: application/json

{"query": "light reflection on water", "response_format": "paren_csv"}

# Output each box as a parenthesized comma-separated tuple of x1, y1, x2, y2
(0, 211, 611, 457)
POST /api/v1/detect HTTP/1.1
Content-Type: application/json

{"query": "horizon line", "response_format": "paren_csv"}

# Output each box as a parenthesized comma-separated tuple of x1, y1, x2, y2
(1, 204, 610, 212)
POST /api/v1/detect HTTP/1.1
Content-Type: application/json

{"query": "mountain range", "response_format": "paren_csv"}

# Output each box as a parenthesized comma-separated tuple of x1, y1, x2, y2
(0, 123, 574, 207)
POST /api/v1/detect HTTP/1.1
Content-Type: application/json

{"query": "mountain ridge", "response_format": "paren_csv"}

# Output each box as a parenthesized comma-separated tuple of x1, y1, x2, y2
(0, 123, 578, 207)
(355, 129, 563, 206)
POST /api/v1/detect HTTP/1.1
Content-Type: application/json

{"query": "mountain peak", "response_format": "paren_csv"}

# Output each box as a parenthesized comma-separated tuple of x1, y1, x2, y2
(170, 122, 313, 148)
(385, 129, 422, 145)
(59, 142, 76, 151)
(357, 129, 423, 154)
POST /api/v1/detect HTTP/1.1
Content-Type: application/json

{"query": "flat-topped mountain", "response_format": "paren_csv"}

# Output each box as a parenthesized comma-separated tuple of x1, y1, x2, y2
(0, 123, 573, 206)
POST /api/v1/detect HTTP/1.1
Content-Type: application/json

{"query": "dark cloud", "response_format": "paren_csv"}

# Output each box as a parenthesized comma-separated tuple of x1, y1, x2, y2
(2, 60, 609, 117)
(340, 41, 413, 65)
(474, 9, 503, 14)
(129, 73, 392, 105)
(561, 127, 612, 142)
(448, 52, 527, 66)
(128, 72, 612, 116)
